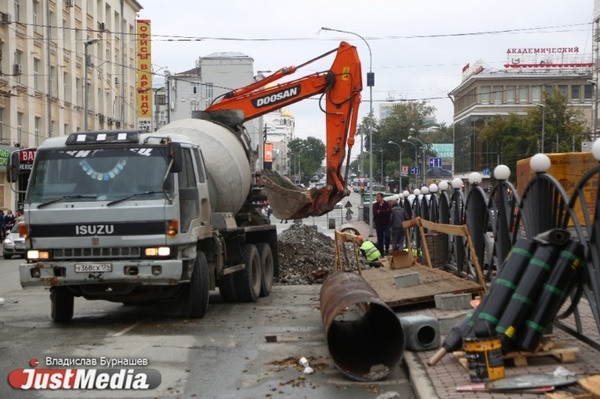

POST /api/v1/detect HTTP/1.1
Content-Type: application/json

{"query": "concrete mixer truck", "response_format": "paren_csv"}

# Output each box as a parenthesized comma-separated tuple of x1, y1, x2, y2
(9, 41, 362, 322)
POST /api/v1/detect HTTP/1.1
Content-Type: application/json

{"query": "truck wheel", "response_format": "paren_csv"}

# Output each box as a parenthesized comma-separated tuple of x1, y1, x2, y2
(50, 287, 74, 322)
(182, 252, 210, 319)
(235, 244, 261, 302)
(257, 243, 274, 297)
(218, 274, 238, 303)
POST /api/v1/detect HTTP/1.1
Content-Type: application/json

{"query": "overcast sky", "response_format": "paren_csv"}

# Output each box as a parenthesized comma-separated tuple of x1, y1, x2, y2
(138, 0, 593, 141)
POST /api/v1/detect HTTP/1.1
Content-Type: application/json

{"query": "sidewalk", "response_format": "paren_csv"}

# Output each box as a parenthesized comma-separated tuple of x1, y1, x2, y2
(345, 220, 600, 399)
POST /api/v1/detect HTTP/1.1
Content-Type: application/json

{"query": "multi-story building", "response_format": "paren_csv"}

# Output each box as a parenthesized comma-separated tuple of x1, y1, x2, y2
(449, 51, 593, 182)
(167, 52, 264, 165)
(263, 109, 295, 176)
(0, 0, 142, 209)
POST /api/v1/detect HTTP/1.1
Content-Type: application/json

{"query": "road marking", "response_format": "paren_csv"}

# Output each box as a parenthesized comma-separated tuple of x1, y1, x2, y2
(111, 320, 145, 337)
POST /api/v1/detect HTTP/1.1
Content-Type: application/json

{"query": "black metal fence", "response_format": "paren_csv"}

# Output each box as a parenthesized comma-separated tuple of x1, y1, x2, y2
(394, 154, 600, 350)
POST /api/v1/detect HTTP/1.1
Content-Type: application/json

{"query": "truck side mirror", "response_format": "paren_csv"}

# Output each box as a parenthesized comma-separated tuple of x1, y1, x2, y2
(7, 151, 20, 183)
(170, 142, 183, 173)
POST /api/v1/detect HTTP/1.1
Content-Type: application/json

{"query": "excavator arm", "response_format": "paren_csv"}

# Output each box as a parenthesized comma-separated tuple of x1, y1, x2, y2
(205, 41, 362, 219)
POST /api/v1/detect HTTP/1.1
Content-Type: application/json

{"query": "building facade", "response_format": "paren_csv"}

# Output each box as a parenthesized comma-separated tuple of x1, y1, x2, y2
(263, 109, 295, 176)
(449, 55, 593, 180)
(167, 52, 265, 166)
(0, 0, 142, 209)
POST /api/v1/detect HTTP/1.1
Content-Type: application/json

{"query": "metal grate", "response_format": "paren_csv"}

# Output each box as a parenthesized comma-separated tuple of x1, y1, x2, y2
(53, 247, 141, 259)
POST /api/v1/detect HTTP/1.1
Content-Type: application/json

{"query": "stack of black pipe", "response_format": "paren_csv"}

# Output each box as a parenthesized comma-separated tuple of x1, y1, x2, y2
(428, 228, 584, 366)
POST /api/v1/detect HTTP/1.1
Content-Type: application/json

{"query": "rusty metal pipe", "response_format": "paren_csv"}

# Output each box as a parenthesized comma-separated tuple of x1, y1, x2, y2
(320, 272, 404, 381)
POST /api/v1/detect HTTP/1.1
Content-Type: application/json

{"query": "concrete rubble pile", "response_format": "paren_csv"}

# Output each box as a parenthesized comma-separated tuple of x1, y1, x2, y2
(276, 224, 364, 285)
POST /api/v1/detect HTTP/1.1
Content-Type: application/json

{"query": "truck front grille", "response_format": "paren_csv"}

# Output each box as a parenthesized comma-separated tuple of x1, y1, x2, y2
(53, 247, 141, 259)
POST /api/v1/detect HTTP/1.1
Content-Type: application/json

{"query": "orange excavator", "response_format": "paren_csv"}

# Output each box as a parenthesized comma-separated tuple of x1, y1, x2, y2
(204, 41, 363, 220)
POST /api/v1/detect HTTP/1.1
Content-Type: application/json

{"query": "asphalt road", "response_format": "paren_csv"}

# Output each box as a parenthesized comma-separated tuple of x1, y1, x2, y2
(0, 216, 415, 399)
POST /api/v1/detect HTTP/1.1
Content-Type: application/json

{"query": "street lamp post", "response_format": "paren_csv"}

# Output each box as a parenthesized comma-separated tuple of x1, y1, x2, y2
(83, 38, 99, 131)
(402, 139, 416, 189)
(321, 27, 374, 235)
(379, 150, 384, 185)
(408, 135, 426, 187)
(537, 104, 546, 153)
(388, 141, 402, 192)
(164, 70, 171, 124)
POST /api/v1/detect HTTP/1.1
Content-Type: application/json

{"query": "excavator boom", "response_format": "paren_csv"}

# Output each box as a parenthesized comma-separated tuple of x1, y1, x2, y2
(205, 41, 362, 219)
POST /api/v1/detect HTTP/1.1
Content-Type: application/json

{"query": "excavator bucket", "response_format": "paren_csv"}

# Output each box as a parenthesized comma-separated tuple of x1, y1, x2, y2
(262, 171, 315, 220)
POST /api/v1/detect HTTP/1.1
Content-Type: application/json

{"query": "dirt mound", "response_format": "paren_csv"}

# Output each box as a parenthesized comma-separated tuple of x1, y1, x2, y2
(276, 224, 364, 285)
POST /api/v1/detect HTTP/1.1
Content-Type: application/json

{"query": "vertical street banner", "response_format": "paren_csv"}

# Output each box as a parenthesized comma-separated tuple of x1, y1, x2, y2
(263, 143, 273, 170)
(136, 20, 152, 132)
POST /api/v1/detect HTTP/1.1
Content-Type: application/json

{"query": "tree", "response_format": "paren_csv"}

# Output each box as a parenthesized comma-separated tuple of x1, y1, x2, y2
(366, 101, 437, 183)
(480, 89, 589, 177)
(288, 137, 326, 184)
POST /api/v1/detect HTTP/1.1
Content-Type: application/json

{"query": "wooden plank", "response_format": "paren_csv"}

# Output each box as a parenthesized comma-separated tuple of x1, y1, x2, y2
(419, 218, 468, 236)
(361, 264, 484, 308)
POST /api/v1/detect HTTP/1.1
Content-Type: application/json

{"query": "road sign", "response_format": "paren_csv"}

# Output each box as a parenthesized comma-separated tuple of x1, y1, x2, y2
(482, 168, 491, 176)
(402, 165, 409, 175)
(410, 166, 420, 175)
(345, 208, 353, 221)
(344, 201, 353, 208)
(429, 157, 442, 168)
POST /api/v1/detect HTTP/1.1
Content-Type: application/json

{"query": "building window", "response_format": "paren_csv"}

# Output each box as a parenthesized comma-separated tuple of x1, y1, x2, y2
(50, 66, 57, 98)
(584, 84, 594, 102)
(190, 82, 200, 95)
(14, 0, 20, 23)
(544, 84, 553, 93)
(33, 1, 41, 34)
(34, 117, 41, 146)
(17, 112, 23, 147)
(558, 85, 567, 97)
(76, 78, 81, 106)
(532, 86, 542, 103)
(15, 50, 23, 85)
(480, 86, 490, 104)
(33, 58, 40, 90)
(519, 86, 529, 103)
(493, 86, 503, 104)
(64, 72, 71, 103)
(506, 86, 516, 103)
(205, 82, 214, 106)
(571, 85, 581, 103)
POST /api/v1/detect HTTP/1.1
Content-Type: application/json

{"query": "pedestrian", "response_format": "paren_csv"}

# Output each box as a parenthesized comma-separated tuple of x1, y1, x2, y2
(390, 199, 410, 251)
(372, 192, 392, 255)
(16, 208, 24, 223)
(0, 210, 5, 240)
(266, 205, 272, 222)
(4, 209, 15, 233)
(356, 235, 382, 267)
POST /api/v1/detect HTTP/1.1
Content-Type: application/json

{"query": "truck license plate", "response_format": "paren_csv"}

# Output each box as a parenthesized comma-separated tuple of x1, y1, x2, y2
(75, 263, 112, 273)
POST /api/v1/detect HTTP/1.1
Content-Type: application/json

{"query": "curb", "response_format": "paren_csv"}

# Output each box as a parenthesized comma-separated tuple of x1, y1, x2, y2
(403, 351, 439, 399)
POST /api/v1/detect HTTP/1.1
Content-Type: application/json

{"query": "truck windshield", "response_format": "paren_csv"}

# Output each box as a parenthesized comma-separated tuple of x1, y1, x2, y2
(26, 146, 174, 204)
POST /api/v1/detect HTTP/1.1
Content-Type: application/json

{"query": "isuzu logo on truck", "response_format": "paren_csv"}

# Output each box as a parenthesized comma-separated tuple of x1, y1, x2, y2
(252, 85, 301, 108)
(75, 225, 115, 235)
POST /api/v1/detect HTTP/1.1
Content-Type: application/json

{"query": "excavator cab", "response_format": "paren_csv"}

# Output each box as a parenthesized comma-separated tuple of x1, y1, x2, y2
(205, 41, 362, 219)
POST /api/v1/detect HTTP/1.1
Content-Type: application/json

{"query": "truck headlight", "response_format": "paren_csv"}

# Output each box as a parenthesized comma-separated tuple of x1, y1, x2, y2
(27, 250, 50, 260)
(144, 247, 171, 257)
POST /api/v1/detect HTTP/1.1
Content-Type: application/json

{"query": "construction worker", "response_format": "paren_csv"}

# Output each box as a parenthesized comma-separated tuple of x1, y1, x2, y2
(357, 235, 382, 267)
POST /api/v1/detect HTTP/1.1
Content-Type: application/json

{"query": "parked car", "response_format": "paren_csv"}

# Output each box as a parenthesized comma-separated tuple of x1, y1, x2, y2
(3, 222, 25, 259)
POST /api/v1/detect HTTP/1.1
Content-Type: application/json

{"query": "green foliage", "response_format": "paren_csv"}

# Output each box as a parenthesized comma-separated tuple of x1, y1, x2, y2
(479, 89, 589, 178)
(356, 101, 442, 182)
(287, 136, 326, 184)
